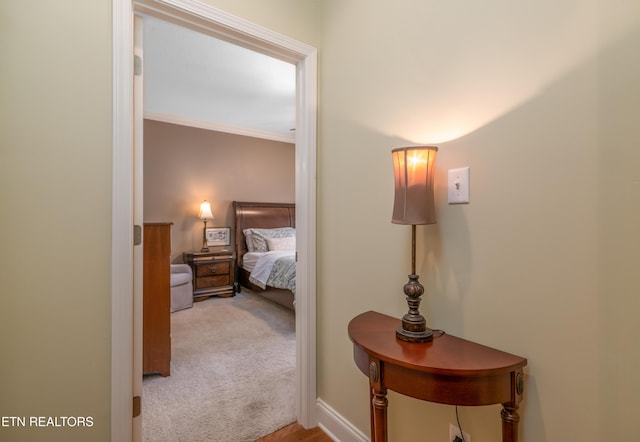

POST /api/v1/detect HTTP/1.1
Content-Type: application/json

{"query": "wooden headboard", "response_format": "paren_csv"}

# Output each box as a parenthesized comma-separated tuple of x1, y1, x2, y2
(233, 201, 295, 269)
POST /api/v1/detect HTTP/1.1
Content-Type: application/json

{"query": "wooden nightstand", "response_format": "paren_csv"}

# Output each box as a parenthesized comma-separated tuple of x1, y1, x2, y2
(183, 251, 236, 301)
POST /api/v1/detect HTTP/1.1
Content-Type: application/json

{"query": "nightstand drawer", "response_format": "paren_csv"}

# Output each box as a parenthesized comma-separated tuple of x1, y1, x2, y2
(196, 275, 230, 289)
(196, 261, 230, 277)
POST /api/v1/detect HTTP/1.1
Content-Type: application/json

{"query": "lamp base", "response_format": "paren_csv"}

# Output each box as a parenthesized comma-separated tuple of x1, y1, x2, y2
(396, 308, 433, 342)
(396, 325, 433, 343)
(201, 219, 209, 253)
(396, 273, 433, 343)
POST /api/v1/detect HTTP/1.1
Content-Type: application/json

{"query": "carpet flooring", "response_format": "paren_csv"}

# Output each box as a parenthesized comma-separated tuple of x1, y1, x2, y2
(142, 289, 296, 441)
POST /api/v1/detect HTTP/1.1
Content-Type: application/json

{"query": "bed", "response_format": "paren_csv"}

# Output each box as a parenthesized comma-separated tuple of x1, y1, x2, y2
(233, 201, 296, 310)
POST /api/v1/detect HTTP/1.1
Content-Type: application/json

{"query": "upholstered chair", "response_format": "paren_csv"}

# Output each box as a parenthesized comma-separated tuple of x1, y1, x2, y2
(170, 264, 193, 312)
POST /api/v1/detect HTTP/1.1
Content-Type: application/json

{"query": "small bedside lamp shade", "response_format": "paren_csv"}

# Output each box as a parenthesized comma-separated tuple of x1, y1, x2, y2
(392, 146, 438, 225)
(199, 201, 214, 220)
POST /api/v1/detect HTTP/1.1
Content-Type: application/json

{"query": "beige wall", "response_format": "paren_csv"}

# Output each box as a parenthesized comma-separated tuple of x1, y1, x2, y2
(2, 0, 639, 441)
(143, 120, 295, 260)
(0, 1, 112, 441)
(318, 0, 640, 441)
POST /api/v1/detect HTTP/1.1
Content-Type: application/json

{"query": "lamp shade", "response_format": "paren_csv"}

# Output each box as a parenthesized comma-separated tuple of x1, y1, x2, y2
(392, 146, 438, 225)
(199, 200, 214, 220)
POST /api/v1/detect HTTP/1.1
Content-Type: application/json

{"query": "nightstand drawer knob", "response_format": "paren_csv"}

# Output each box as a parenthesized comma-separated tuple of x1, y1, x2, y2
(208, 266, 217, 273)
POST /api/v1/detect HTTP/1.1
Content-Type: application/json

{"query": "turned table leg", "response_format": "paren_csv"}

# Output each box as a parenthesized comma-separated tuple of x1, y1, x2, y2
(371, 386, 388, 442)
(501, 368, 524, 442)
(369, 387, 375, 440)
(368, 359, 387, 442)
(500, 402, 520, 442)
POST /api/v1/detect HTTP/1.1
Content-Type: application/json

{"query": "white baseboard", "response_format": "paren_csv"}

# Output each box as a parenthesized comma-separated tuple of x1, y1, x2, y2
(316, 398, 369, 442)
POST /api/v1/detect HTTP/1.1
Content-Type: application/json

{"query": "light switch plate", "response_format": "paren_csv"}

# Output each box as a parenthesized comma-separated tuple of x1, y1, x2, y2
(448, 167, 470, 204)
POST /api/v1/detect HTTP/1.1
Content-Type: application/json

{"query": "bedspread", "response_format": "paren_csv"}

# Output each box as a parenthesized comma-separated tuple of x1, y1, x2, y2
(249, 251, 296, 294)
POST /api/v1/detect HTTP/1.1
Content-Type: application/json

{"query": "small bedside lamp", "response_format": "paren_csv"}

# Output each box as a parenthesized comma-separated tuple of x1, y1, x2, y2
(392, 146, 438, 343)
(199, 200, 214, 252)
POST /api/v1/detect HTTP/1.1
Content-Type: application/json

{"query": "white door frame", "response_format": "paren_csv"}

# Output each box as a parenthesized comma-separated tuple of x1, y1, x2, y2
(112, 1, 317, 440)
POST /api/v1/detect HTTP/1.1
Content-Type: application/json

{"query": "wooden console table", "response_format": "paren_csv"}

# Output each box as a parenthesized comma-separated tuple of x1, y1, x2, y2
(348, 311, 527, 442)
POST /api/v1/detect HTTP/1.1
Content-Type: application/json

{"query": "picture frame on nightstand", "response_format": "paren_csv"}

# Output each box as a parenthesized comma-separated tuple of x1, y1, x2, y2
(205, 227, 230, 246)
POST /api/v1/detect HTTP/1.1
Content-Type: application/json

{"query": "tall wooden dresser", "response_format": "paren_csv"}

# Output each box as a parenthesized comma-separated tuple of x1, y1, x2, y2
(143, 223, 172, 376)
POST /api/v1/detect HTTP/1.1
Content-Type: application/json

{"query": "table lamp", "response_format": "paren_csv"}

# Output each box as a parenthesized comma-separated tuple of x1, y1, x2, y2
(391, 146, 438, 343)
(199, 200, 214, 252)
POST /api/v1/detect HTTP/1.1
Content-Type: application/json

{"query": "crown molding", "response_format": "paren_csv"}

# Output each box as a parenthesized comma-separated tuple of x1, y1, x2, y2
(144, 112, 295, 144)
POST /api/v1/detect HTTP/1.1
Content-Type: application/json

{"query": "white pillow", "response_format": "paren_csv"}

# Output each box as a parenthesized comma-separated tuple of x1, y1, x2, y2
(243, 229, 255, 252)
(266, 236, 296, 251)
(248, 227, 295, 253)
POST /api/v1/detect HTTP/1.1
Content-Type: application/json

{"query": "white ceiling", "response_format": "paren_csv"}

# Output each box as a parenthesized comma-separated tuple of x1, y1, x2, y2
(142, 15, 297, 142)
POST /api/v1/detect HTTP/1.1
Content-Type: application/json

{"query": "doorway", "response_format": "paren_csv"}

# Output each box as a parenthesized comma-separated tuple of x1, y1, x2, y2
(112, 1, 317, 440)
